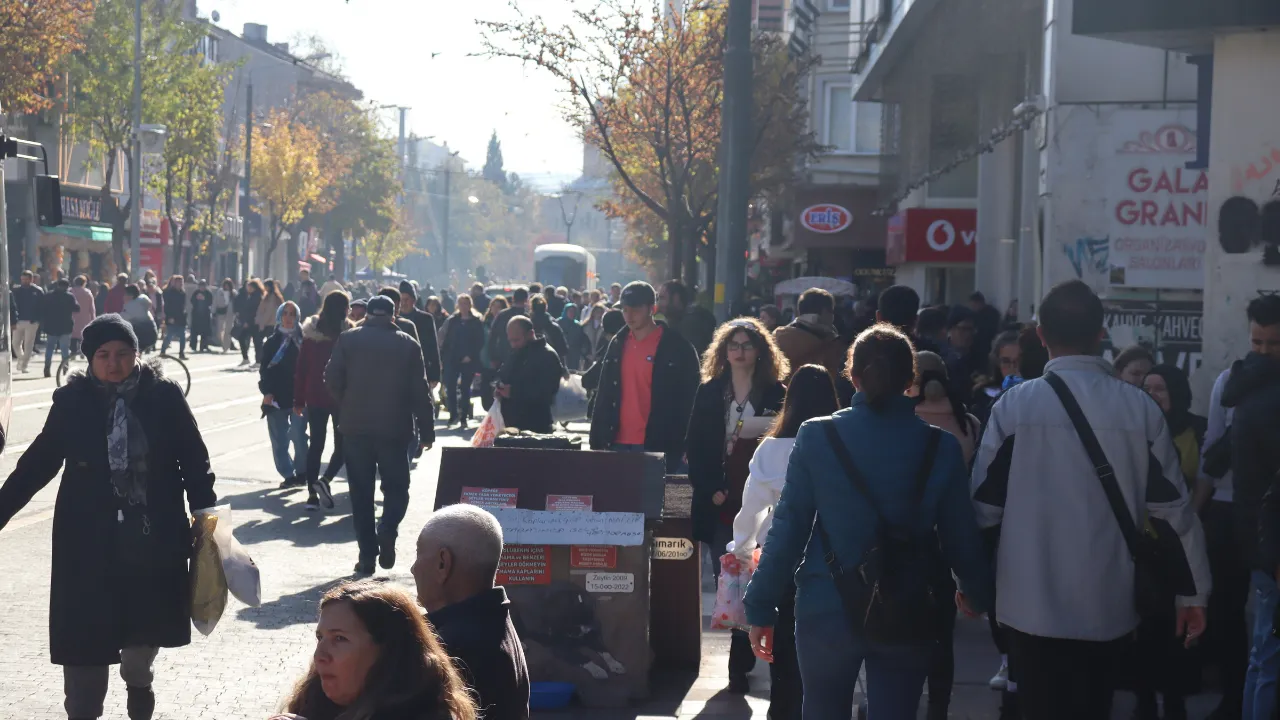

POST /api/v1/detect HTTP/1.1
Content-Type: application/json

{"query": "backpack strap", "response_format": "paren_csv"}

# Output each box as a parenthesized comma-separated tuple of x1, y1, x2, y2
(1043, 371, 1140, 561)
(814, 421, 944, 569)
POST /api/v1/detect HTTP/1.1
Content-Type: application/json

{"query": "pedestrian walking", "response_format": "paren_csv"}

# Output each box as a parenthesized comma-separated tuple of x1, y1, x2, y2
(494, 316, 562, 434)
(325, 295, 434, 575)
(587, 281, 700, 472)
(581, 303, 607, 367)
(12, 269, 44, 373)
(486, 290, 529, 410)
(188, 280, 214, 353)
(260, 301, 308, 490)
(469, 281, 491, 315)
(40, 278, 79, 377)
(774, 288, 846, 383)
(745, 324, 993, 720)
(294, 291, 351, 511)
(1114, 344, 1155, 387)
(397, 281, 443, 392)
(971, 280, 1210, 720)
(121, 285, 157, 351)
(255, 279, 284, 363)
(158, 276, 188, 358)
(274, 581, 478, 720)
(214, 278, 235, 352)
(235, 278, 264, 367)
(0, 313, 217, 720)
(731, 364, 840, 720)
(557, 303, 589, 371)
(70, 274, 96, 356)
(412, 504, 531, 720)
(426, 295, 447, 328)
(529, 296, 568, 373)
(686, 317, 789, 694)
(103, 272, 129, 315)
(968, 330, 1022, 426)
(439, 294, 485, 428)
(658, 279, 717, 359)
(1228, 294, 1280, 720)
(296, 277, 320, 320)
(319, 273, 344, 299)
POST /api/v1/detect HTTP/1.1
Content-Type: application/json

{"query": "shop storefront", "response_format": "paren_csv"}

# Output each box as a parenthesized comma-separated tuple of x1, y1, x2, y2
(886, 208, 977, 306)
(39, 186, 119, 282)
(793, 186, 888, 300)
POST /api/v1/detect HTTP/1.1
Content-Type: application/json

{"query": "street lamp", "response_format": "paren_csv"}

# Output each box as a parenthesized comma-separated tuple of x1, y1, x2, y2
(553, 190, 583, 245)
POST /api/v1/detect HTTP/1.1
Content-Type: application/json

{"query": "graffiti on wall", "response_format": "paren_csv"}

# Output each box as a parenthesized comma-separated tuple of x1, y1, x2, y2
(1063, 237, 1110, 279)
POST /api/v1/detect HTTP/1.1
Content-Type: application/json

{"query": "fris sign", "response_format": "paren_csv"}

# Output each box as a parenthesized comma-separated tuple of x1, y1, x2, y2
(885, 208, 977, 265)
(799, 204, 852, 234)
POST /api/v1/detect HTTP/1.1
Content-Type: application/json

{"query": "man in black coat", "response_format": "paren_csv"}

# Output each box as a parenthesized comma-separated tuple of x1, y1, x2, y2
(40, 278, 80, 377)
(487, 286, 529, 372)
(396, 282, 442, 387)
(414, 504, 530, 720)
(587, 281, 700, 472)
(496, 316, 562, 434)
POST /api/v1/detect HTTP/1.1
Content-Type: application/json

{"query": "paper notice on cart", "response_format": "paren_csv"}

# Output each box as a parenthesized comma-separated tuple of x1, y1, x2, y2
(490, 508, 645, 546)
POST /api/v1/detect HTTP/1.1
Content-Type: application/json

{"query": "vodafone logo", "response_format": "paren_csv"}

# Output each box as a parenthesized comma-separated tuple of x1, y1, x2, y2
(925, 219, 976, 253)
(800, 204, 852, 234)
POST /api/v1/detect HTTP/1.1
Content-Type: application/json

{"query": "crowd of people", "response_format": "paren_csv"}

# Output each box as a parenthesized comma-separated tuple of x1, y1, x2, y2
(3, 262, 1280, 720)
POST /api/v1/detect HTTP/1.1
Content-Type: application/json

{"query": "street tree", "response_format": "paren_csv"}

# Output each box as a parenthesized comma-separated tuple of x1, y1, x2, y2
(252, 109, 324, 271)
(0, 0, 93, 115)
(482, 130, 508, 191)
(64, 0, 214, 274)
(480, 0, 819, 286)
(359, 204, 421, 278)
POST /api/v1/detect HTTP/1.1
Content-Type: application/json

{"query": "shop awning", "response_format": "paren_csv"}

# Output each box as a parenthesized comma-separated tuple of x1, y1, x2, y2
(41, 224, 113, 243)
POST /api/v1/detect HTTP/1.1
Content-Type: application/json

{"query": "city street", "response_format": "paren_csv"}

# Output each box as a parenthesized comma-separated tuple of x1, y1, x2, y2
(0, 351, 1220, 719)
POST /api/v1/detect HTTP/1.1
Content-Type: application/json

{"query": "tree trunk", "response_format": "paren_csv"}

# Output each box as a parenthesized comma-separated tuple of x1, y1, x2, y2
(703, 230, 717, 305)
(682, 232, 699, 290)
(331, 232, 346, 281)
(667, 224, 683, 284)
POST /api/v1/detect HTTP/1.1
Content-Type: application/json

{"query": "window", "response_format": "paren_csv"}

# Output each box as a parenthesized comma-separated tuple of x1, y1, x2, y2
(823, 83, 881, 154)
(828, 0, 851, 9)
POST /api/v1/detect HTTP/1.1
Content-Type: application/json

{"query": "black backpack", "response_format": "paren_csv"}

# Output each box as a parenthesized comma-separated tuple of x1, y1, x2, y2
(814, 421, 943, 648)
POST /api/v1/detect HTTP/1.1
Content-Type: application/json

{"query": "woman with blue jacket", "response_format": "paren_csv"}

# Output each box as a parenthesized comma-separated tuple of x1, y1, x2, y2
(744, 324, 993, 719)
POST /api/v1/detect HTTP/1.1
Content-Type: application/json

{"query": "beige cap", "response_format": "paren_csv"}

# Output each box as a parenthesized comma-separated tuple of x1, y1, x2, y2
(915, 350, 948, 379)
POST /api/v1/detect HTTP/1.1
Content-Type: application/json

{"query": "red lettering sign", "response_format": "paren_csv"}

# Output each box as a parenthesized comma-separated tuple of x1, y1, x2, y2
(570, 545, 618, 569)
(799, 204, 853, 234)
(546, 494, 593, 512)
(496, 544, 551, 585)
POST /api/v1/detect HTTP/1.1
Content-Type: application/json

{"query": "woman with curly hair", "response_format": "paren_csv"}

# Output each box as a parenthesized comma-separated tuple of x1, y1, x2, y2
(273, 581, 477, 720)
(685, 317, 790, 694)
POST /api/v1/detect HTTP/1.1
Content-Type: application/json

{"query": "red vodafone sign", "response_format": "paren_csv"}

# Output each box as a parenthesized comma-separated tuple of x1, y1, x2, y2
(799, 204, 853, 234)
(885, 208, 977, 265)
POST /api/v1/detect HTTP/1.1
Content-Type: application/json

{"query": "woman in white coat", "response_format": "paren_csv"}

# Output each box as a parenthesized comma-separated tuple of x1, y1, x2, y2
(730, 364, 840, 720)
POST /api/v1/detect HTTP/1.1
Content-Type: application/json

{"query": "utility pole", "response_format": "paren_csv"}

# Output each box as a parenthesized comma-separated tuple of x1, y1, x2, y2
(441, 162, 451, 280)
(242, 82, 253, 283)
(713, 0, 753, 321)
(130, 0, 143, 279)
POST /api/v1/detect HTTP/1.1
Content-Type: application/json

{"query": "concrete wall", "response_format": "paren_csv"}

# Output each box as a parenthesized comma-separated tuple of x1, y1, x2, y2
(1052, 0, 1197, 104)
(1201, 32, 1280, 380)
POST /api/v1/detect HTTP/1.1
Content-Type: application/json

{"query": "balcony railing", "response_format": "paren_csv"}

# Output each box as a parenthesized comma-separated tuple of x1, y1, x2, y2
(853, 0, 894, 74)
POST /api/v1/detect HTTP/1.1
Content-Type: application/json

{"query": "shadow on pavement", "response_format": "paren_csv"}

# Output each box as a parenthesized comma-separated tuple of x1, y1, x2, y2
(235, 576, 350, 630)
(218, 481, 356, 550)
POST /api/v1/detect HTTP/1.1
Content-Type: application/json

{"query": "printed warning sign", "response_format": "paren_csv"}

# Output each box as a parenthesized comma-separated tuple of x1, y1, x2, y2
(546, 494, 593, 512)
(570, 545, 618, 569)
(461, 486, 519, 509)
(496, 544, 551, 585)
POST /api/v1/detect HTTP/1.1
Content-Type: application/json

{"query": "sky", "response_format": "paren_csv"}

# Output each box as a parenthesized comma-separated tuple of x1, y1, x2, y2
(206, 0, 585, 190)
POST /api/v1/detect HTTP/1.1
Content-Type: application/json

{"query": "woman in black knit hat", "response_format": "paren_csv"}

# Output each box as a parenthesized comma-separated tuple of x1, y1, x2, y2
(0, 313, 217, 720)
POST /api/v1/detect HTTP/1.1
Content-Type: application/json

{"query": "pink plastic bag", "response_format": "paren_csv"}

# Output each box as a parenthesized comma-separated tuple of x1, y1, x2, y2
(710, 549, 761, 631)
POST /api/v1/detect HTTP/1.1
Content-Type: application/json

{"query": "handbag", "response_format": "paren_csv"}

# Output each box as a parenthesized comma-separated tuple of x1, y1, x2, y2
(1043, 372, 1197, 618)
(814, 421, 944, 648)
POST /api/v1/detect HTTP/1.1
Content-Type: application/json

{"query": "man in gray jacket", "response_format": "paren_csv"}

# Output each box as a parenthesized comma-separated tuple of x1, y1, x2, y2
(971, 280, 1210, 719)
(325, 295, 435, 575)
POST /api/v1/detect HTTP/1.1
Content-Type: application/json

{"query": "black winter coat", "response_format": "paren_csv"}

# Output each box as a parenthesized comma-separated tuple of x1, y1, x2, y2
(430, 587, 531, 720)
(162, 287, 187, 326)
(532, 311, 569, 370)
(686, 376, 786, 544)
(0, 361, 216, 665)
(497, 338, 563, 434)
(259, 331, 302, 409)
(401, 308, 442, 384)
(189, 289, 214, 335)
(236, 289, 262, 329)
(587, 322, 700, 467)
(1227, 354, 1280, 571)
(440, 312, 485, 370)
(40, 287, 80, 336)
(486, 305, 528, 369)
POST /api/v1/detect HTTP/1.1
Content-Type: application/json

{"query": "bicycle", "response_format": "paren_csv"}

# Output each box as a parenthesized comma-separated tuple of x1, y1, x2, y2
(56, 343, 192, 397)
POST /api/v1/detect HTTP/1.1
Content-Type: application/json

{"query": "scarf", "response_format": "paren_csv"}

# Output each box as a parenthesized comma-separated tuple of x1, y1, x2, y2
(268, 302, 302, 368)
(96, 368, 150, 506)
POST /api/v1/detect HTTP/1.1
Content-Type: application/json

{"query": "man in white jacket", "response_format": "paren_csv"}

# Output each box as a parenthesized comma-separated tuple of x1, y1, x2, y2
(971, 280, 1211, 719)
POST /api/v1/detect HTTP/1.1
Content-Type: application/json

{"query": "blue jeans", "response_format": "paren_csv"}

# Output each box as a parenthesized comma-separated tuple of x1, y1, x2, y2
(43, 333, 70, 367)
(345, 435, 411, 563)
(160, 324, 186, 354)
(1245, 570, 1280, 720)
(265, 409, 308, 480)
(795, 610, 930, 720)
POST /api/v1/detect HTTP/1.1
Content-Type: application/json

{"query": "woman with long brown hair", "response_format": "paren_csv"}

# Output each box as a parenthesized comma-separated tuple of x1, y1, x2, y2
(256, 279, 285, 366)
(274, 581, 477, 720)
(686, 317, 789, 694)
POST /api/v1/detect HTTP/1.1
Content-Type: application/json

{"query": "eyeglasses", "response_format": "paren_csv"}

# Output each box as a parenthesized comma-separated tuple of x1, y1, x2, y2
(727, 342, 756, 353)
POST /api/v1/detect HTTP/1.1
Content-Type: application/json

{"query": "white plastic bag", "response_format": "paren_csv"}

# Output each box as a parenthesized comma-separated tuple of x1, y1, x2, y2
(211, 505, 261, 608)
(471, 399, 506, 447)
(552, 374, 588, 423)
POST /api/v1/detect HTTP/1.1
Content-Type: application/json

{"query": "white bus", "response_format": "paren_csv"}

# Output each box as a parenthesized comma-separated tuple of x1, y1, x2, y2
(534, 243, 596, 292)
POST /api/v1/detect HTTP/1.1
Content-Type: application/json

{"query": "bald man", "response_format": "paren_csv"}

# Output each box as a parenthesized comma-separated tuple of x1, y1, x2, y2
(413, 505, 530, 720)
